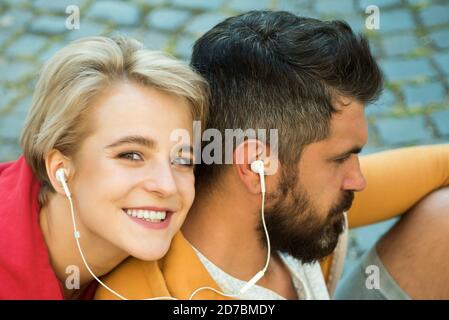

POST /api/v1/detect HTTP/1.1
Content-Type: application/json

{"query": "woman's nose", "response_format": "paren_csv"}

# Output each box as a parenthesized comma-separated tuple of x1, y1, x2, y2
(142, 161, 178, 197)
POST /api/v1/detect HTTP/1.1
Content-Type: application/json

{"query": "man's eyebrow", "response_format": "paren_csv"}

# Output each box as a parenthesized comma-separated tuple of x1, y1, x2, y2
(104, 135, 157, 149)
(335, 146, 364, 158)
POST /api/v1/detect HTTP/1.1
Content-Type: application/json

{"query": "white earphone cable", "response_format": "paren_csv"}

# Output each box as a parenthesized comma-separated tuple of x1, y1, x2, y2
(66, 194, 129, 300)
(188, 188, 269, 300)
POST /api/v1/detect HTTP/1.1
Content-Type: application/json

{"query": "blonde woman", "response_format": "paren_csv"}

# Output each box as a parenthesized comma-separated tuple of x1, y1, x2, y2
(0, 36, 208, 299)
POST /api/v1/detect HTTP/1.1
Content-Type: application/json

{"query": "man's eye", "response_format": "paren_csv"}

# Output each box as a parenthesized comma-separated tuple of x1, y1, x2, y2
(172, 157, 193, 167)
(335, 155, 350, 164)
(118, 152, 143, 161)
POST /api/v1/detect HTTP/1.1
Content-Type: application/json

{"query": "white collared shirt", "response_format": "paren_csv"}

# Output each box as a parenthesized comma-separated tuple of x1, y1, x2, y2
(192, 247, 330, 300)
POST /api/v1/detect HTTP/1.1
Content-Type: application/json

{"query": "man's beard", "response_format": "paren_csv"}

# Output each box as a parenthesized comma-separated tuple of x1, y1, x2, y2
(257, 168, 354, 264)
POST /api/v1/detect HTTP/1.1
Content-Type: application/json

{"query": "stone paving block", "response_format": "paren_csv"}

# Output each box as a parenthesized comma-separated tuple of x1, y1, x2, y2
(228, 0, 273, 12)
(29, 15, 68, 35)
(9, 96, 32, 119)
(171, 0, 225, 11)
(0, 87, 20, 111)
(146, 8, 191, 31)
(344, 15, 365, 35)
(87, 1, 140, 27)
(0, 9, 33, 30)
(429, 29, 449, 50)
(382, 33, 420, 56)
(173, 34, 196, 59)
(314, 0, 353, 14)
(430, 109, 449, 136)
(358, 0, 401, 10)
(111, 28, 144, 42)
(142, 30, 170, 50)
(144, 0, 166, 6)
(5, 34, 48, 58)
(380, 57, 436, 82)
(434, 52, 449, 75)
(65, 21, 107, 41)
(367, 124, 377, 144)
(378, 9, 415, 33)
(276, 0, 311, 13)
(0, 61, 35, 83)
(406, 0, 427, 5)
(366, 89, 396, 116)
(33, 0, 87, 14)
(0, 142, 22, 162)
(403, 82, 446, 107)
(184, 13, 229, 35)
(420, 4, 449, 27)
(0, 0, 31, 7)
(376, 116, 433, 145)
(38, 42, 66, 64)
(0, 113, 25, 140)
(360, 145, 390, 156)
(0, 29, 10, 48)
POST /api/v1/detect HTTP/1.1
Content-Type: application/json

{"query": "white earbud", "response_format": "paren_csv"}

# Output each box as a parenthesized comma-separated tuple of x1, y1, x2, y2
(250, 160, 265, 193)
(55, 168, 71, 198)
(250, 159, 264, 174)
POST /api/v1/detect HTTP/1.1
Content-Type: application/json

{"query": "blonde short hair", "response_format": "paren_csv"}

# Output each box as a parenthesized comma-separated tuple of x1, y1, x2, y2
(20, 36, 209, 206)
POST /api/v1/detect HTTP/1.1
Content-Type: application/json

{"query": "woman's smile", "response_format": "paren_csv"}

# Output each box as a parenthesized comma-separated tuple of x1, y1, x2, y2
(123, 207, 175, 230)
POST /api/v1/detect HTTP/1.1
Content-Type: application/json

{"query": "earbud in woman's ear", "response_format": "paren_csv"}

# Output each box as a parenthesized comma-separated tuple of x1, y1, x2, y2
(55, 168, 71, 198)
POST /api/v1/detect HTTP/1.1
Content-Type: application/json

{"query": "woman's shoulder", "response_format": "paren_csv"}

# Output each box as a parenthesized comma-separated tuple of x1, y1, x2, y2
(0, 155, 60, 299)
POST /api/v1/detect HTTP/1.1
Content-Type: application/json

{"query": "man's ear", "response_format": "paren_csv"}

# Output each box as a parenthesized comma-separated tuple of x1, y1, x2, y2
(233, 139, 271, 194)
(44, 149, 74, 196)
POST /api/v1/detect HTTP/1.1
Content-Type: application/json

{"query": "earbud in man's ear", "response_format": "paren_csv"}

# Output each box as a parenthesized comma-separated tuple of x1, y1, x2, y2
(55, 168, 71, 198)
(250, 160, 265, 193)
(250, 160, 264, 175)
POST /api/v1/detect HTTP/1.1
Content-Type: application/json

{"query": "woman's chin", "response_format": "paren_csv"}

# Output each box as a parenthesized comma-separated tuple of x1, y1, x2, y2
(127, 240, 172, 262)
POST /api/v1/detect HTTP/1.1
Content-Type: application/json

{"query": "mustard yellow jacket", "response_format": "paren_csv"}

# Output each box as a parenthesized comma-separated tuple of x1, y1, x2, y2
(95, 145, 449, 299)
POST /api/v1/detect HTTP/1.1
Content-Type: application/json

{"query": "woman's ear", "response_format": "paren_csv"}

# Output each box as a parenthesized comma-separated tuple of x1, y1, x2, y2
(233, 139, 270, 194)
(44, 149, 73, 196)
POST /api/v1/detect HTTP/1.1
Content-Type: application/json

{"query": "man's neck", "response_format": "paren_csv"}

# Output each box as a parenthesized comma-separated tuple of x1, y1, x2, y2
(182, 185, 298, 299)
(182, 186, 266, 279)
(39, 195, 127, 299)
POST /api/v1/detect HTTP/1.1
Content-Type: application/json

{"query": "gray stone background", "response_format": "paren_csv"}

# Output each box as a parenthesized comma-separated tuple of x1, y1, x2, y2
(0, 0, 448, 281)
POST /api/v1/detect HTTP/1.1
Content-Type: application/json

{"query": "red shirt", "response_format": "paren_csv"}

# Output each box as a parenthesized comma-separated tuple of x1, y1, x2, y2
(0, 156, 97, 299)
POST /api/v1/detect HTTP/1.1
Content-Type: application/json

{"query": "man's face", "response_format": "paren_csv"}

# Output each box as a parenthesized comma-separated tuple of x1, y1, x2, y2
(262, 98, 368, 263)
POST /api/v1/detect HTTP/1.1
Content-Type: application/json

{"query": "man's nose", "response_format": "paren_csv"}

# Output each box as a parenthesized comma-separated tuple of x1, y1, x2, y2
(342, 160, 366, 192)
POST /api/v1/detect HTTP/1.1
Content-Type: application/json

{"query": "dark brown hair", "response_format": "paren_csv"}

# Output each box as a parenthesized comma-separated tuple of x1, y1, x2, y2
(191, 10, 383, 187)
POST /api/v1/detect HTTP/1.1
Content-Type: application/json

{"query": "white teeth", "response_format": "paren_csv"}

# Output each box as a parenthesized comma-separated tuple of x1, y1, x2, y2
(125, 209, 167, 222)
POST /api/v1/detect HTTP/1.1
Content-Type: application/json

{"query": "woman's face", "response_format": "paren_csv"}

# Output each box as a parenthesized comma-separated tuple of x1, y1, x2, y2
(70, 82, 195, 260)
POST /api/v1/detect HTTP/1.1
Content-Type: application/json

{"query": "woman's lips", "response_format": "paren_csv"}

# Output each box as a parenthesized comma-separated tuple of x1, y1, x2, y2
(123, 209, 173, 230)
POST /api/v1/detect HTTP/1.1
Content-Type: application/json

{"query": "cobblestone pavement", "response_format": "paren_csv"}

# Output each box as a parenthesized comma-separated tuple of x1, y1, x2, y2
(0, 0, 448, 280)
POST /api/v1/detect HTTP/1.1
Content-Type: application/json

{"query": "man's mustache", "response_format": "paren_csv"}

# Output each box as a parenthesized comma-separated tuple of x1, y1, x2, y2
(333, 191, 354, 215)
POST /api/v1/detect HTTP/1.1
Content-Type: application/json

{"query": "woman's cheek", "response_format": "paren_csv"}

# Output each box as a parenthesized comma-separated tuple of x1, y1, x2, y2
(177, 172, 196, 209)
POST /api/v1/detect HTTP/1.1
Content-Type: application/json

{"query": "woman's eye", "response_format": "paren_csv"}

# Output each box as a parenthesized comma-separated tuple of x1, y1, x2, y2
(172, 157, 193, 167)
(118, 152, 143, 162)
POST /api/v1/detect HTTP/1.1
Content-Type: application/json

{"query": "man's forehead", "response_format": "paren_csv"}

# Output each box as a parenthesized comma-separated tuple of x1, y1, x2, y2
(329, 101, 367, 148)
(330, 100, 367, 134)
